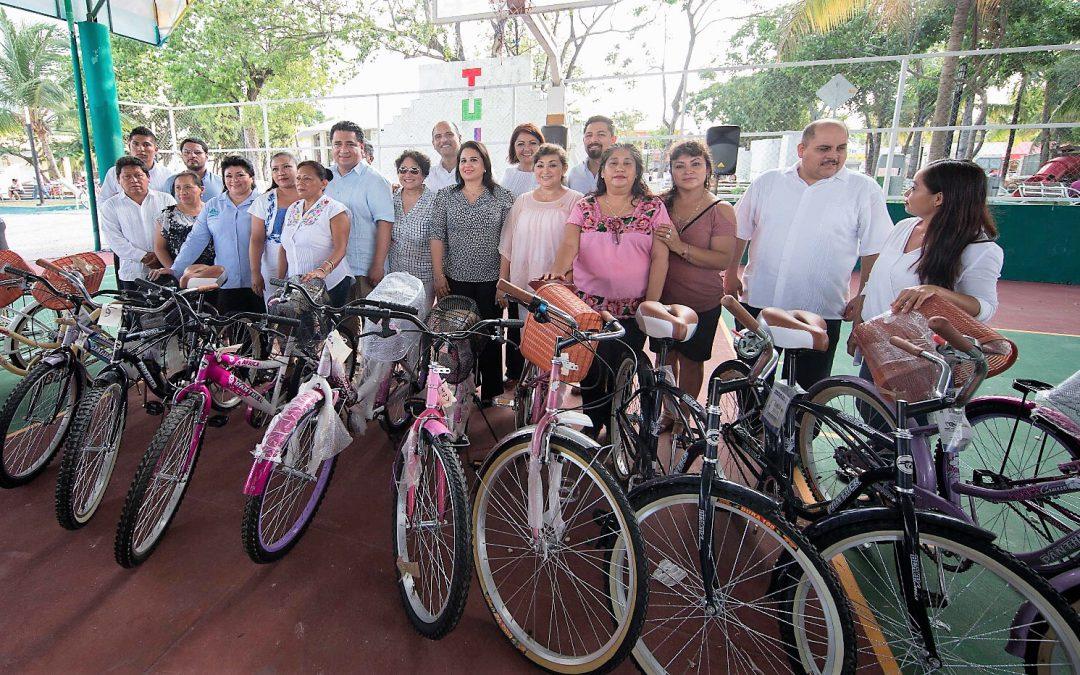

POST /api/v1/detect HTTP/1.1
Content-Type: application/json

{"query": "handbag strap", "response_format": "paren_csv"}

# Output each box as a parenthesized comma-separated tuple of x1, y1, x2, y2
(678, 198, 721, 234)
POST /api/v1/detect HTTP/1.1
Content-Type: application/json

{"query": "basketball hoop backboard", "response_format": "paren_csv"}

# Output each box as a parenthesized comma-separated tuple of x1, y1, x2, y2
(431, 0, 612, 23)
(0, 0, 191, 45)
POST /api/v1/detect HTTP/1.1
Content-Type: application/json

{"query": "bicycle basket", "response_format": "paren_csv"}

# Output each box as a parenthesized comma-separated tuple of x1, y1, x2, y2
(33, 253, 106, 310)
(853, 295, 1018, 402)
(362, 272, 429, 363)
(520, 280, 601, 385)
(0, 250, 32, 308)
(425, 295, 481, 385)
(268, 276, 330, 348)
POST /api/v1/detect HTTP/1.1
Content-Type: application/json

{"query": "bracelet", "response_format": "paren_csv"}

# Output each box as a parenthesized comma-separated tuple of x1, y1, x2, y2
(682, 244, 691, 259)
(320, 260, 334, 272)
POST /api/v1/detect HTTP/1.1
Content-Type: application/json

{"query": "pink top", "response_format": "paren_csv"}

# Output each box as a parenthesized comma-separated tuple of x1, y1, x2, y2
(499, 188, 583, 289)
(569, 194, 671, 317)
(661, 200, 737, 312)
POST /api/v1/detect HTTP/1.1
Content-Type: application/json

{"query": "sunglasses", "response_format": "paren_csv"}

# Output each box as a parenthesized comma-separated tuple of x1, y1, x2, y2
(397, 166, 422, 176)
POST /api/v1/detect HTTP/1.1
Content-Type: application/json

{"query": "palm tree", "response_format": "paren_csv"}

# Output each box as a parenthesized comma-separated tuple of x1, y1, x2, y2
(781, 0, 999, 162)
(0, 9, 72, 180)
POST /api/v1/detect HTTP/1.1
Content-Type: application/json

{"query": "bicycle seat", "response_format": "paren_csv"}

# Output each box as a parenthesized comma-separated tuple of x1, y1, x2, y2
(635, 301, 698, 342)
(759, 308, 829, 352)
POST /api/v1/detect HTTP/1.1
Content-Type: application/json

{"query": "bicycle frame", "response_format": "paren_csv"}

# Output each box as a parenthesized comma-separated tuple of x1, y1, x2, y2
(401, 360, 456, 520)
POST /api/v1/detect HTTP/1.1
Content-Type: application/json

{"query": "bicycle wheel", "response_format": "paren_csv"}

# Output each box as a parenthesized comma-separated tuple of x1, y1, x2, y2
(210, 318, 262, 411)
(55, 377, 128, 529)
(392, 433, 470, 639)
(619, 475, 855, 674)
(672, 359, 752, 476)
(609, 349, 654, 483)
(513, 362, 542, 428)
(807, 509, 1080, 672)
(242, 401, 337, 563)
(380, 361, 414, 434)
(7, 300, 61, 371)
(0, 359, 79, 488)
(963, 398, 1080, 563)
(114, 395, 205, 568)
(796, 377, 897, 504)
(473, 434, 648, 672)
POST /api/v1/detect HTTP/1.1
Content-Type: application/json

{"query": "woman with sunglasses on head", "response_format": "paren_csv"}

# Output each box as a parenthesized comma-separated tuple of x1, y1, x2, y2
(389, 150, 436, 305)
(279, 160, 353, 307)
(248, 152, 299, 302)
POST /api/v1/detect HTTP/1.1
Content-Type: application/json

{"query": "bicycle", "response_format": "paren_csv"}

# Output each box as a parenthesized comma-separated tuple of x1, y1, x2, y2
(113, 301, 304, 568)
(469, 279, 648, 673)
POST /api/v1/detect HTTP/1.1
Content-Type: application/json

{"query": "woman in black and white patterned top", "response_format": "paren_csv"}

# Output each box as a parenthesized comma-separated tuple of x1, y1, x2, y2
(430, 140, 515, 402)
(391, 150, 436, 305)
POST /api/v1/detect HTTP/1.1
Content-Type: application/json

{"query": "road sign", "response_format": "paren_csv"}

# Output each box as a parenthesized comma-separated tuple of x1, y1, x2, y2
(816, 74, 858, 111)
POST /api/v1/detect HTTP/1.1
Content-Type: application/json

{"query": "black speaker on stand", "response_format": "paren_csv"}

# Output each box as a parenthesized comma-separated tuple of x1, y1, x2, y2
(706, 125, 740, 190)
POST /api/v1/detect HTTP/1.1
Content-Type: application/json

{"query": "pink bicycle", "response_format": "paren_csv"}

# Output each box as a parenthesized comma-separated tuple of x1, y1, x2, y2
(113, 309, 303, 568)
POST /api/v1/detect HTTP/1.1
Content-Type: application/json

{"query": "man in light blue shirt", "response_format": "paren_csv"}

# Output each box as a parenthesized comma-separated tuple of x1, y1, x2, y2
(567, 115, 617, 195)
(325, 120, 395, 298)
(163, 137, 224, 202)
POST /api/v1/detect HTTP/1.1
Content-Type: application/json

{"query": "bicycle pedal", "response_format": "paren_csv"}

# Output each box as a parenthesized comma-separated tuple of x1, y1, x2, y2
(207, 414, 229, 428)
(144, 401, 165, 416)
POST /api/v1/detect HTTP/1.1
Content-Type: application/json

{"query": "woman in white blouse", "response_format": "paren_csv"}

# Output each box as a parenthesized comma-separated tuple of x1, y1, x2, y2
(249, 152, 299, 302)
(851, 159, 1004, 354)
(500, 122, 544, 197)
(279, 160, 353, 306)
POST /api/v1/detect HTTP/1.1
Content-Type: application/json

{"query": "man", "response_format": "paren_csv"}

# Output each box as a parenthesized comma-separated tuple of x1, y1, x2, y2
(98, 127, 171, 201)
(567, 115, 617, 194)
(724, 119, 891, 390)
(163, 137, 223, 201)
(363, 141, 376, 165)
(324, 120, 395, 298)
(426, 120, 461, 190)
(100, 156, 176, 291)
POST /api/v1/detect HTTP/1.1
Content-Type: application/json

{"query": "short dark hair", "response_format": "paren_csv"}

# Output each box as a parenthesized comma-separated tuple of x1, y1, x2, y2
(454, 140, 497, 193)
(330, 120, 364, 143)
(508, 123, 545, 164)
(664, 140, 713, 205)
(583, 115, 615, 136)
(115, 155, 149, 177)
(128, 126, 156, 142)
(296, 159, 333, 182)
(534, 143, 569, 172)
(220, 155, 255, 179)
(395, 150, 432, 177)
(171, 170, 204, 193)
(179, 137, 208, 154)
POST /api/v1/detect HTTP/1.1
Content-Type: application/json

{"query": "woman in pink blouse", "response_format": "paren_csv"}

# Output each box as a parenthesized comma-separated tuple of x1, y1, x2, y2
(547, 143, 670, 435)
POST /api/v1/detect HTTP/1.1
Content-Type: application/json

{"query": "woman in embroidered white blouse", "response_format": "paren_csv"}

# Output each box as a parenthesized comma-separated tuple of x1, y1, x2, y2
(279, 160, 353, 306)
(850, 159, 1004, 353)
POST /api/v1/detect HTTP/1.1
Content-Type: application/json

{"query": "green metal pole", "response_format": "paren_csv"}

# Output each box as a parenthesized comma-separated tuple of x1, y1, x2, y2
(77, 21, 124, 179)
(63, 0, 104, 248)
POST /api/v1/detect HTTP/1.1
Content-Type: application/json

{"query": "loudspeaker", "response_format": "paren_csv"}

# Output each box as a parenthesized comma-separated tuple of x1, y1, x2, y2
(542, 125, 568, 149)
(706, 125, 740, 176)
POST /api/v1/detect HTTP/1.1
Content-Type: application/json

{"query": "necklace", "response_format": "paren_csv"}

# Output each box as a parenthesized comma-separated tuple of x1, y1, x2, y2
(672, 192, 713, 226)
(598, 194, 634, 217)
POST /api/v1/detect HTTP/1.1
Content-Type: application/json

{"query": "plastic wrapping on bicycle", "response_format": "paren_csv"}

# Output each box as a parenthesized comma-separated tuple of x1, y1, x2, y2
(271, 277, 420, 317)
(206, 312, 302, 328)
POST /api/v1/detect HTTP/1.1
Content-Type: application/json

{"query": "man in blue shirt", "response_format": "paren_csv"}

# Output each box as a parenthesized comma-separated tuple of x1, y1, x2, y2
(324, 120, 395, 298)
(163, 137, 224, 202)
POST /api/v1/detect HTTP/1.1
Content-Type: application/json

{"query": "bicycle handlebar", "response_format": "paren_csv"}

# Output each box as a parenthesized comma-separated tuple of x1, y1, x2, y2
(928, 316, 980, 357)
(269, 277, 420, 317)
(720, 295, 761, 334)
(496, 279, 578, 329)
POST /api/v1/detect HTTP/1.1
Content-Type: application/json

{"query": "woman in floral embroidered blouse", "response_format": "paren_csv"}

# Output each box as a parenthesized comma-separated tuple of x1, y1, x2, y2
(547, 143, 670, 434)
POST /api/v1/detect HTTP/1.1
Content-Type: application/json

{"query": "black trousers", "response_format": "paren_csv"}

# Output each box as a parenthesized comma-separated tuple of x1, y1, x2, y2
(742, 305, 842, 391)
(505, 301, 526, 380)
(581, 318, 645, 432)
(216, 288, 266, 315)
(448, 278, 503, 401)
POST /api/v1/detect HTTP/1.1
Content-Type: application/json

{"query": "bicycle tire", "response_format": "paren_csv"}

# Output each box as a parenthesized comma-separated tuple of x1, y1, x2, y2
(609, 349, 655, 483)
(379, 361, 414, 434)
(964, 397, 1080, 564)
(8, 300, 61, 372)
(620, 475, 856, 674)
(473, 433, 648, 673)
(55, 376, 128, 529)
(0, 359, 79, 488)
(796, 377, 897, 505)
(392, 432, 470, 639)
(806, 508, 1080, 673)
(114, 395, 205, 568)
(210, 318, 263, 411)
(242, 402, 337, 564)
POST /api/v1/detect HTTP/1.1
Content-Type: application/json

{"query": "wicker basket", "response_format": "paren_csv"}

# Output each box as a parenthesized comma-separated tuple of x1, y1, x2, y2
(853, 295, 1018, 402)
(0, 250, 32, 308)
(425, 295, 481, 385)
(32, 253, 106, 310)
(520, 281, 602, 384)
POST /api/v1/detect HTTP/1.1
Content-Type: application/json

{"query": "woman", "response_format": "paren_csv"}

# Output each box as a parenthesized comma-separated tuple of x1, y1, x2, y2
(279, 160, 353, 307)
(249, 152, 299, 302)
(166, 156, 265, 313)
(390, 150, 436, 305)
(430, 141, 515, 404)
(500, 123, 544, 198)
(149, 171, 214, 283)
(851, 159, 1004, 369)
(546, 143, 670, 434)
(655, 140, 736, 401)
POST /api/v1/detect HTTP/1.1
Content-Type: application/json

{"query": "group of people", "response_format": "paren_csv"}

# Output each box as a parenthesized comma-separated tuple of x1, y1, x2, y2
(97, 115, 1004, 437)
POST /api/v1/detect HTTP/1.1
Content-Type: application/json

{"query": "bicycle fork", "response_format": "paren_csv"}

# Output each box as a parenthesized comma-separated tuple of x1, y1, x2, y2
(697, 376, 728, 612)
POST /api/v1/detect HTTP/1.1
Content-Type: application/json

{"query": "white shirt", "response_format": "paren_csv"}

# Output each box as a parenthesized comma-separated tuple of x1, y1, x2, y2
(501, 166, 538, 197)
(100, 189, 176, 281)
(735, 163, 892, 319)
(98, 162, 172, 202)
(249, 190, 288, 301)
(425, 162, 457, 190)
(281, 195, 353, 290)
(567, 160, 599, 195)
(861, 217, 1003, 322)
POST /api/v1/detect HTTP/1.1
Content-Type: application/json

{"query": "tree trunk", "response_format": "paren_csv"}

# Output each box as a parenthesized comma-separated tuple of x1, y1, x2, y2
(1038, 77, 1053, 167)
(971, 90, 988, 158)
(30, 113, 61, 181)
(928, 0, 973, 161)
(1001, 73, 1027, 178)
(865, 132, 879, 176)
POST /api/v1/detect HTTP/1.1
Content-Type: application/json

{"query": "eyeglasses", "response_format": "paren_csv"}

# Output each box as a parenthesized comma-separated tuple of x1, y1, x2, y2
(397, 167, 422, 176)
